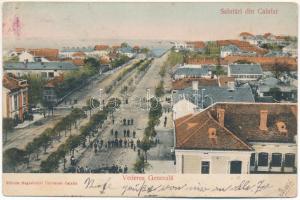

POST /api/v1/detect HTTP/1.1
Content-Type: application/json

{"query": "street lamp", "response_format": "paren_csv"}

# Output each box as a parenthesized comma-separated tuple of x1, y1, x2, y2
(201, 88, 206, 109)
(205, 95, 214, 108)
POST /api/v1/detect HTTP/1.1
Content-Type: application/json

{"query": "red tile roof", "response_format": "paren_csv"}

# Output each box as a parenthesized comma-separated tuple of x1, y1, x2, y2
(175, 109, 252, 150)
(224, 56, 297, 71)
(217, 40, 268, 55)
(172, 78, 218, 90)
(218, 76, 235, 87)
(186, 41, 206, 49)
(29, 48, 59, 61)
(3, 74, 28, 91)
(15, 48, 25, 53)
(211, 103, 297, 143)
(239, 32, 254, 37)
(175, 102, 297, 150)
(95, 45, 109, 51)
(72, 52, 86, 57)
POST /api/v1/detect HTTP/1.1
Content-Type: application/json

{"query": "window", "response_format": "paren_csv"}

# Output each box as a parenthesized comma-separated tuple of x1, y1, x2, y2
(271, 153, 282, 167)
(23, 92, 26, 106)
(41, 72, 47, 78)
(258, 152, 269, 166)
(14, 94, 18, 111)
(250, 153, 256, 166)
(285, 154, 295, 167)
(201, 161, 210, 174)
(230, 161, 242, 174)
(48, 72, 54, 78)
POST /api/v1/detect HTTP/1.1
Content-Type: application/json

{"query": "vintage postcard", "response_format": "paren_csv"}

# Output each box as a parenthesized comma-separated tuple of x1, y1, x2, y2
(1, 1, 298, 198)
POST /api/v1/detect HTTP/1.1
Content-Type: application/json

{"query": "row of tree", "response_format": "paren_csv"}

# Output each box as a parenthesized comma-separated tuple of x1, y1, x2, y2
(40, 98, 121, 172)
(134, 98, 162, 173)
(3, 108, 86, 172)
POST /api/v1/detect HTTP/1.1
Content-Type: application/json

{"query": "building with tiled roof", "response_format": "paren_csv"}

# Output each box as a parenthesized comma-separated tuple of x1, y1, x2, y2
(228, 63, 263, 81)
(217, 40, 268, 55)
(29, 48, 59, 61)
(172, 77, 218, 90)
(94, 45, 109, 51)
(4, 62, 78, 79)
(224, 56, 297, 71)
(3, 74, 29, 122)
(43, 75, 64, 103)
(173, 66, 213, 80)
(174, 102, 297, 174)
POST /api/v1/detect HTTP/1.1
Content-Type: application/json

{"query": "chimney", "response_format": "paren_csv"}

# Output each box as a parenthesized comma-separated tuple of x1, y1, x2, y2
(217, 108, 225, 127)
(192, 81, 198, 91)
(208, 128, 217, 139)
(259, 110, 268, 131)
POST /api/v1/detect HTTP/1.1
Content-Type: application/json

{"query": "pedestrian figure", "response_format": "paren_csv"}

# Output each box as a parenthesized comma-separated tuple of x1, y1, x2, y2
(164, 121, 167, 127)
(115, 138, 119, 147)
(76, 166, 80, 173)
(119, 168, 123, 173)
(94, 143, 98, 153)
(123, 119, 126, 125)
(100, 139, 103, 148)
(119, 139, 122, 147)
(133, 145, 136, 151)
(71, 156, 75, 166)
(137, 149, 141, 156)
(112, 119, 115, 124)
(137, 139, 140, 146)
(124, 165, 128, 173)
(133, 131, 136, 138)
(115, 131, 118, 138)
(127, 130, 130, 137)
(123, 130, 126, 137)
(124, 139, 127, 147)
(131, 118, 134, 125)
(130, 140, 134, 149)
(111, 129, 113, 136)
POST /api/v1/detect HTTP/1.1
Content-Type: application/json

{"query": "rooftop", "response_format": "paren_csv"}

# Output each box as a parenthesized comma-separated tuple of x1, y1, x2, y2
(4, 62, 78, 71)
(3, 73, 28, 91)
(229, 63, 263, 75)
(175, 102, 297, 150)
(173, 85, 255, 108)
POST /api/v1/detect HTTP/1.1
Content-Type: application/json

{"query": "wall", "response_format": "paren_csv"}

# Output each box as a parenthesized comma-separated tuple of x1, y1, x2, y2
(175, 150, 251, 174)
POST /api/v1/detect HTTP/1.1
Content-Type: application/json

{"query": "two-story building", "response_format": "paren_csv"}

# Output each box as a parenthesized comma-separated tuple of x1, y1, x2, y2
(174, 102, 297, 174)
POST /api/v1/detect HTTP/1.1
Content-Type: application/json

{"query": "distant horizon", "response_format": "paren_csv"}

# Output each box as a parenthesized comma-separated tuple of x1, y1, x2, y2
(3, 2, 298, 50)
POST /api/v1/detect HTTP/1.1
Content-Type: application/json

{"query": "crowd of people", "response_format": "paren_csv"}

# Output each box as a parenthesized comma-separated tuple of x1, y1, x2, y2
(67, 164, 129, 174)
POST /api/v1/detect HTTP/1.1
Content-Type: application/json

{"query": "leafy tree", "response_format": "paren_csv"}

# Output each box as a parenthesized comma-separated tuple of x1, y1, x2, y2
(21, 74, 45, 106)
(133, 155, 150, 173)
(214, 65, 226, 76)
(139, 137, 151, 163)
(84, 57, 101, 73)
(121, 42, 129, 48)
(3, 118, 15, 143)
(272, 62, 290, 79)
(66, 135, 81, 156)
(155, 81, 164, 97)
(3, 148, 26, 172)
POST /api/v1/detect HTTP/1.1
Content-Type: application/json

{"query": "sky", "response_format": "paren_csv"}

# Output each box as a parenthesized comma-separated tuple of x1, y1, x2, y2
(2, 2, 298, 49)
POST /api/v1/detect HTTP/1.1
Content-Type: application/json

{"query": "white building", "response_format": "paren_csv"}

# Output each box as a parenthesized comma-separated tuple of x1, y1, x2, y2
(18, 51, 50, 63)
(174, 102, 297, 174)
(228, 63, 263, 81)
